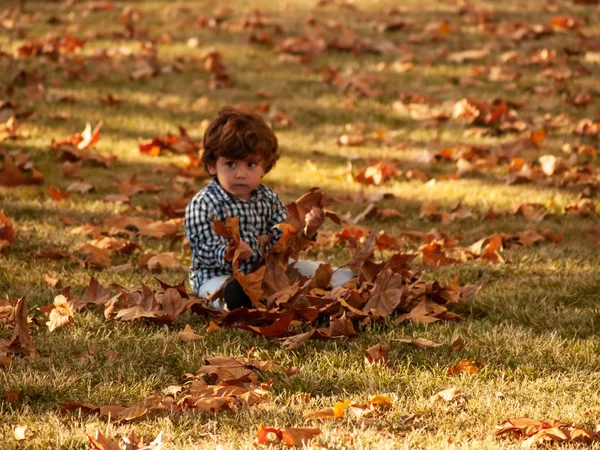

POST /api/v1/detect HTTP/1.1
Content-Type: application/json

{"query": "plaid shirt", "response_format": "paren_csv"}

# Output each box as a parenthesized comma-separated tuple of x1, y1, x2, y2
(185, 179, 287, 294)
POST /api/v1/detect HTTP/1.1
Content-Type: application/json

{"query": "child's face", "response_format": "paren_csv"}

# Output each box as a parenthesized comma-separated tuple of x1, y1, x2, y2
(208, 156, 266, 201)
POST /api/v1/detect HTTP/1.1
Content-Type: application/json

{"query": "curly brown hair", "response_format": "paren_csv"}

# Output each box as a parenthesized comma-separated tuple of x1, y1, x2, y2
(202, 106, 280, 174)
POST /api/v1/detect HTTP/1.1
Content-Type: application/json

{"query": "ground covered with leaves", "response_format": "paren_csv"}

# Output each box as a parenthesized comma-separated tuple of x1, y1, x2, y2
(1, 0, 600, 448)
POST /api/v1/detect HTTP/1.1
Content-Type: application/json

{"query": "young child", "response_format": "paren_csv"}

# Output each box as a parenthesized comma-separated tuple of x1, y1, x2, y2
(185, 106, 331, 311)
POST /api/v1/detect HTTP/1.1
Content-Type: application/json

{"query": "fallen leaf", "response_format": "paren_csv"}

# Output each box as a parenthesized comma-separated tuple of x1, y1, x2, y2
(430, 387, 463, 403)
(179, 324, 203, 341)
(14, 425, 27, 441)
(4, 390, 19, 404)
(45, 294, 75, 332)
(393, 338, 442, 349)
(447, 359, 482, 375)
(206, 321, 221, 334)
(43, 274, 62, 288)
(364, 343, 390, 366)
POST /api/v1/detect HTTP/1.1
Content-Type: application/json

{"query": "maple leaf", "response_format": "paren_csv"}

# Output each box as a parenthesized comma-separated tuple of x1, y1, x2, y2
(115, 306, 159, 322)
(447, 359, 483, 375)
(235, 266, 266, 307)
(158, 288, 196, 321)
(79, 243, 112, 269)
(0, 211, 15, 251)
(212, 216, 241, 262)
(496, 418, 599, 447)
(396, 300, 444, 324)
(45, 294, 75, 332)
(0, 297, 35, 356)
(0, 297, 15, 327)
(276, 329, 316, 350)
(179, 324, 203, 342)
(236, 314, 294, 338)
(0, 149, 44, 186)
(361, 269, 404, 317)
(117, 175, 163, 197)
(75, 277, 112, 310)
(364, 343, 390, 366)
(206, 321, 221, 333)
(430, 387, 463, 404)
(257, 427, 322, 447)
(345, 230, 377, 274)
(76, 122, 103, 150)
(138, 252, 180, 271)
(353, 161, 397, 185)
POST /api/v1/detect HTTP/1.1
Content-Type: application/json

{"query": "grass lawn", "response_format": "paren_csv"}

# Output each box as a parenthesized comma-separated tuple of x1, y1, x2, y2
(1, 0, 600, 448)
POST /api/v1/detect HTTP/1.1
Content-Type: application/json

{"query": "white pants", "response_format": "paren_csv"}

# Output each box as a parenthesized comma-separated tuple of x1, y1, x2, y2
(198, 260, 355, 298)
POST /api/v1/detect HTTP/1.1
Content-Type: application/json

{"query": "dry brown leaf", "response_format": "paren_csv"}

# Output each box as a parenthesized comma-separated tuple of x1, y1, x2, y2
(430, 387, 463, 403)
(179, 324, 203, 342)
(206, 321, 222, 334)
(364, 343, 390, 366)
(79, 244, 112, 269)
(496, 417, 599, 447)
(392, 338, 442, 349)
(0, 297, 35, 356)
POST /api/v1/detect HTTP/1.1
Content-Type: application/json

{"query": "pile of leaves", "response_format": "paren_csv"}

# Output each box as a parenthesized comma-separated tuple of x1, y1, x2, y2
(197, 189, 471, 348)
(496, 417, 600, 448)
(64, 355, 293, 420)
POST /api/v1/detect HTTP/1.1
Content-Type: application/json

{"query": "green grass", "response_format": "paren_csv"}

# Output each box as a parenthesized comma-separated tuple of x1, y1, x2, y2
(2, 0, 600, 448)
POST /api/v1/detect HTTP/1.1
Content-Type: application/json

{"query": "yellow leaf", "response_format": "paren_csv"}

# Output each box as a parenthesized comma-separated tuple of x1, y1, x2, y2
(369, 395, 393, 409)
(333, 400, 352, 418)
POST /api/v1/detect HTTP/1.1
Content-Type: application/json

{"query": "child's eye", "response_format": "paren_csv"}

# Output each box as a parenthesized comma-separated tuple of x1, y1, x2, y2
(225, 161, 235, 168)
(248, 162, 257, 168)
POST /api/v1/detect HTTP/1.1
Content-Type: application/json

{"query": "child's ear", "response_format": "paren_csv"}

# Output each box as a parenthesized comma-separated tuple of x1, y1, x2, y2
(207, 164, 216, 176)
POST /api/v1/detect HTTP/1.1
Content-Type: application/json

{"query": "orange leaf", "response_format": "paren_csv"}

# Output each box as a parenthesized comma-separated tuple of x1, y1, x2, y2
(281, 428, 322, 447)
(0, 210, 15, 245)
(206, 321, 221, 334)
(530, 129, 546, 147)
(257, 427, 283, 445)
(235, 266, 266, 307)
(447, 359, 483, 375)
(48, 187, 71, 202)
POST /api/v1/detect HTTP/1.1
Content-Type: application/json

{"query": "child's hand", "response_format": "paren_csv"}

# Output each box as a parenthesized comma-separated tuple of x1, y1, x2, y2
(304, 206, 325, 239)
(236, 240, 253, 261)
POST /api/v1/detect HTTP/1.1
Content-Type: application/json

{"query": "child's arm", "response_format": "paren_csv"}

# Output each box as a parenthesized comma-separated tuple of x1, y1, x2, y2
(185, 197, 231, 269)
